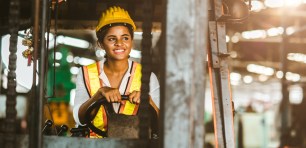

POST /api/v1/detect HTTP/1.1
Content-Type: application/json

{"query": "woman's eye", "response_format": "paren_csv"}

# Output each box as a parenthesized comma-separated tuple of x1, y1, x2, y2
(108, 38, 116, 42)
(123, 37, 129, 41)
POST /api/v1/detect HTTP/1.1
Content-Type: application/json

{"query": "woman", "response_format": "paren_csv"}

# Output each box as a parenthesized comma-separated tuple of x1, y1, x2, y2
(73, 6, 160, 138)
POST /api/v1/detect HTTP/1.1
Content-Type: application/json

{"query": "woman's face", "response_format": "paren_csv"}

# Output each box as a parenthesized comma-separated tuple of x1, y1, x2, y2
(100, 26, 133, 61)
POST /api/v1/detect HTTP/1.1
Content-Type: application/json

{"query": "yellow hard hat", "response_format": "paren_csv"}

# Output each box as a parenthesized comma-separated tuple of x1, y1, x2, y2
(96, 6, 136, 32)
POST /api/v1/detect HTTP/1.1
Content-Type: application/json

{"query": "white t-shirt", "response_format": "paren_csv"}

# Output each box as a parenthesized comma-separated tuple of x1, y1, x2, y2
(73, 59, 160, 126)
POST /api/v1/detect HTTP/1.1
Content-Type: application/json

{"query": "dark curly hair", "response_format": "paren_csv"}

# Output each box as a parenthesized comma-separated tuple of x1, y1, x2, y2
(96, 23, 134, 43)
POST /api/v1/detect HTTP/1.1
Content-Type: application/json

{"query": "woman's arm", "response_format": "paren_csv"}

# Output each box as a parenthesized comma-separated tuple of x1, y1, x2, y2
(73, 69, 91, 126)
(149, 72, 160, 109)
(73, 68, 121, 125)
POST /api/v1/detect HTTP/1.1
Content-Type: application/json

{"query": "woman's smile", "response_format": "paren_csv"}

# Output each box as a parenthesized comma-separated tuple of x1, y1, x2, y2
(113, 48, 125, 54)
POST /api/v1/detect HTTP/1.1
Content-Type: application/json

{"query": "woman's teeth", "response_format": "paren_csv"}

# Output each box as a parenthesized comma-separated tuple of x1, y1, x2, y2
(114, 49, 124, 53)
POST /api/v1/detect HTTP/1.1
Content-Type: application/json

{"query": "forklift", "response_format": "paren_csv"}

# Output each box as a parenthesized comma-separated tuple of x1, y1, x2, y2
(0, 0, 251, 147)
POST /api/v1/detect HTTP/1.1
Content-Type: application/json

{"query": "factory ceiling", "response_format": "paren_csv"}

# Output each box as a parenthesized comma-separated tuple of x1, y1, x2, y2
(1, 0, 306, 83)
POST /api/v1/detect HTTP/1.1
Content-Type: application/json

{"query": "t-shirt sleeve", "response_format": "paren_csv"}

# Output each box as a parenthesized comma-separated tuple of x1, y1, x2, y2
(149, 72, 160, 109)
(73, 67, 90, 126)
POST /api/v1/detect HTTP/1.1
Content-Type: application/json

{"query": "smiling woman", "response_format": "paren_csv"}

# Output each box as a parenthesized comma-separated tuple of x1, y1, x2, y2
(72, 6, 160, 138)
(100, 26, 133, 61)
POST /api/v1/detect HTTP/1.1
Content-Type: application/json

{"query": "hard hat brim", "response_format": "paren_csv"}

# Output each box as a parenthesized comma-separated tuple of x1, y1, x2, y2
(96, 18, 136, 32)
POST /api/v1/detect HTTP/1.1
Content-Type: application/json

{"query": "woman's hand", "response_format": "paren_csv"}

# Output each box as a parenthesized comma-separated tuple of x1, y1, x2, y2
(129, 91, 141, 104)
(96, 87, 121, 103)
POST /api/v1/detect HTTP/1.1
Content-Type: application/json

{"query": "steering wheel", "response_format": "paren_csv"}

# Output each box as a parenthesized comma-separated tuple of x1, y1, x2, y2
(85, 95, 129, 137)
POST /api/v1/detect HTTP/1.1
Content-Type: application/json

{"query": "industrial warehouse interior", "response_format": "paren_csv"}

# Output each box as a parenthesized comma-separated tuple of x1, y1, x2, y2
(1, 0, 306, 148)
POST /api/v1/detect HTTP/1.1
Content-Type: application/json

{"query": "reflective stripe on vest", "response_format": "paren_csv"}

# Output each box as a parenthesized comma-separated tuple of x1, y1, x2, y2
(82, 61, 141, 138)
(82, 62, 107, 138)
(119, 62, 141, 115)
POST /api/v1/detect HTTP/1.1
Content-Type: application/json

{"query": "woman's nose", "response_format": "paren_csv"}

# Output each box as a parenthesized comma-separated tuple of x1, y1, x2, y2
(115, 39, 123, 46)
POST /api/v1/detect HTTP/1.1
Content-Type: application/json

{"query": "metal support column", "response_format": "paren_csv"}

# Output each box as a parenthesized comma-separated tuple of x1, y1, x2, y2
(160, 0, 208, 147)
(0, 35, 2, 93)
(207, 0, 235, 147)
(279, 7, 291, 147)
(29, 0, 48, 146)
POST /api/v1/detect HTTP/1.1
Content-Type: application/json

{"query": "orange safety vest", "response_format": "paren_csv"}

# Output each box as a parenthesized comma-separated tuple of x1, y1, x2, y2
(82, 61, 142, 138)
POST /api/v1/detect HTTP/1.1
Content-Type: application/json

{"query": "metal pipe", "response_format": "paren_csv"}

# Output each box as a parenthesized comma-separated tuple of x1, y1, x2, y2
(39, 0, 48, 139)
(29, 0, 47, 147)
(159, 0, 167, 147)
(0, 35, 2, 93)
